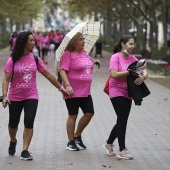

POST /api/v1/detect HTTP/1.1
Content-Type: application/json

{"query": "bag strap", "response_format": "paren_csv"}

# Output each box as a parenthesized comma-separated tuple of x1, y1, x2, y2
(33, 55, 38, 66)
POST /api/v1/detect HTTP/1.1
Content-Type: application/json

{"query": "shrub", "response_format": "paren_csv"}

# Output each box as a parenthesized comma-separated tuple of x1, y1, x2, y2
(141, 49, 151, 57)
(151, 46, 166, 60)
(147, 62, 170, 75)
(0, 32, 10, 49)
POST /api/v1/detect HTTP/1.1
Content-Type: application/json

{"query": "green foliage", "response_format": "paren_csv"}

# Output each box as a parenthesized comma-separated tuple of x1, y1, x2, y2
(151, 46, 166, 60)
(163, 55, 170, 63)
(44, 0, 60, 14)
(141, 49, 152, 57)
(102, 36, 113, 45)
(0, 0, 44, 25)
(0, 32, 10, 49)
(147, 62, 170, 76)
(133, 42, 141, 54)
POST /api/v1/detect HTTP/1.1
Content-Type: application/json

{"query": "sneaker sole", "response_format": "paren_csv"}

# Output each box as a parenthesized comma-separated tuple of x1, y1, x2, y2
(66, 147, 79, 151)
(117, 155, 133, 160)
(103, 144, 115, 156)
(20, 157, 33, 161)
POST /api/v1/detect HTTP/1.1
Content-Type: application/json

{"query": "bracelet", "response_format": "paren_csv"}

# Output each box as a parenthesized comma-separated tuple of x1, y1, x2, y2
(58, 86, 63, 91)
(65, 84, 70, 87)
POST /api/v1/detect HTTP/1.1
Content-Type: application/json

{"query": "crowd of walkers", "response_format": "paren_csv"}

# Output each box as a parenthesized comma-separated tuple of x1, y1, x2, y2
(9, 29, 65, 64)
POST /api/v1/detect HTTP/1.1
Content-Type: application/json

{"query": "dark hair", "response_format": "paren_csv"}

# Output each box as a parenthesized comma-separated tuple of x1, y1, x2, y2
(65, 32, 82, 52)
(12, 31, 18, 37)
(11, 31, 33, 63)
(113, 35, 134, 54)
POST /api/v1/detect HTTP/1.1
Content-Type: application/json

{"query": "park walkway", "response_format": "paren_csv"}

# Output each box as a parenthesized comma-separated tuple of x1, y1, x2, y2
(0, 48, 170, 170)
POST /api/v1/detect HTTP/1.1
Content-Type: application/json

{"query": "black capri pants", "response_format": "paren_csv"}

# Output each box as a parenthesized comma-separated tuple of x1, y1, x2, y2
(65, 95, 94, 115)
(8, 99, 38, 129)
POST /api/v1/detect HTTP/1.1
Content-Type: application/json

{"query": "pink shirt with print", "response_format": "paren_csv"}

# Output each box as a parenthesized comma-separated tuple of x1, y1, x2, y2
(4, 52, 47, 101)
(109, 52, 138, 99)
(59, 50, 94, 99)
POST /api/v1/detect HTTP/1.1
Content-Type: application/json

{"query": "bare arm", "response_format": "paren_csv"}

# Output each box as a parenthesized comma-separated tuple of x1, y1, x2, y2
(59, 69, 73, 96)
(59, 69, 70, 86)
(141, 69, 148, 79)
(110, 69, 130, 79)
(41, 70, 68, 96)
(2, 72, 11, 107)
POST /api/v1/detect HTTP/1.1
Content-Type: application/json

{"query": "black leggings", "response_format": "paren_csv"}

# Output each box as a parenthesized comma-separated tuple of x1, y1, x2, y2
(107, 96, 132, 151)
(8, 99, 38, 129)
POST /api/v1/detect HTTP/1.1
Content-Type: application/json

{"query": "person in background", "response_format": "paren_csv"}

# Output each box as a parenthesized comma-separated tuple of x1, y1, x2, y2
(2, 31, 68, 161)
(54, 30, 63, 51)
(34, 31, 42, 59)
(40, 32, 50, 64)
(59, 32, 99, 151)
(9, 32, 18, 52)
(103, 35, 148, 160)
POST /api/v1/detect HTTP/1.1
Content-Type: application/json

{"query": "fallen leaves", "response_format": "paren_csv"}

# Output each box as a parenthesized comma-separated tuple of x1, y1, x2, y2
(102, 164, 111, 168)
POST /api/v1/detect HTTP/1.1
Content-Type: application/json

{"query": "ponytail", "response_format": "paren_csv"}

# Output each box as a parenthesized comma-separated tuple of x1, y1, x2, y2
(113, 43, 122, 54)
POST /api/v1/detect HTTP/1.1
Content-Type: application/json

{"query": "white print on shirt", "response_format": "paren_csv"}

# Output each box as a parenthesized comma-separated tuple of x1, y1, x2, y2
(16, 63, 34, 88)
(79, 58, 92, 80)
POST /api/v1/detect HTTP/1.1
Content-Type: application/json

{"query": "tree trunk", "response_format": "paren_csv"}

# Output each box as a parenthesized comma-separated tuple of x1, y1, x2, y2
(161, 0, 168, 54)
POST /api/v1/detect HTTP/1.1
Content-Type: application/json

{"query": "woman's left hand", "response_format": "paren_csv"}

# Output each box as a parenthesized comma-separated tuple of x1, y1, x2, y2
(134, 76, 145, 85)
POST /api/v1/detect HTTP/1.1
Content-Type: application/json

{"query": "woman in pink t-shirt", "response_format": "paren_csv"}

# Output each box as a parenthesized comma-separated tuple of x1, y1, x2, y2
(9, 32, 18, 52)
(40, 32, 50, 64)
(59, 32, 99, 151)
(103, 35, 148, 160)
(2, 31, 68, 161)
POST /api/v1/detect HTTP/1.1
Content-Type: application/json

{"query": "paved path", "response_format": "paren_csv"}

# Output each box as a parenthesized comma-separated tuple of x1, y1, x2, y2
(0, 49, 170, 170)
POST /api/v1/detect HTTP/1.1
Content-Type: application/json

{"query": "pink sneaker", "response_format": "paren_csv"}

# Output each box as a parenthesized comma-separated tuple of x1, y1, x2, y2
(103, 144, 116, 156)
(117, 149, 133, 160)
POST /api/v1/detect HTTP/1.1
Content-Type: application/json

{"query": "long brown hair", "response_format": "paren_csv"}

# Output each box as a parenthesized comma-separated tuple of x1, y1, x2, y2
(11, 31, 33, 63)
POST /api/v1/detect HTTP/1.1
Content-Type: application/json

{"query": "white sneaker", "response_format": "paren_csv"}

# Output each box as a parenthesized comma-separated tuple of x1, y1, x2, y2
(117, 149, 133, 160)
(103, 144, 116, 156)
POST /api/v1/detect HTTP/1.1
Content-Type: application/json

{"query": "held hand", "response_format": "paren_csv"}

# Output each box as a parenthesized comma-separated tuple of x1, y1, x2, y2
(60, 88, 70, 97)
(66, 85, 73, 97)
(134, 76, 145, 85)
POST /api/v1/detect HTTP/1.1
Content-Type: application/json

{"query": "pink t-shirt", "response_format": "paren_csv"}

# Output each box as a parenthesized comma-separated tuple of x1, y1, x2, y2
(109, 52, 138, 99)
(54, 34, 62, 43)
(59, 50, 94, 99)
(40, 36, 50, 49)
(11, 37, 17, 50)
(4, 52, 47, 101)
